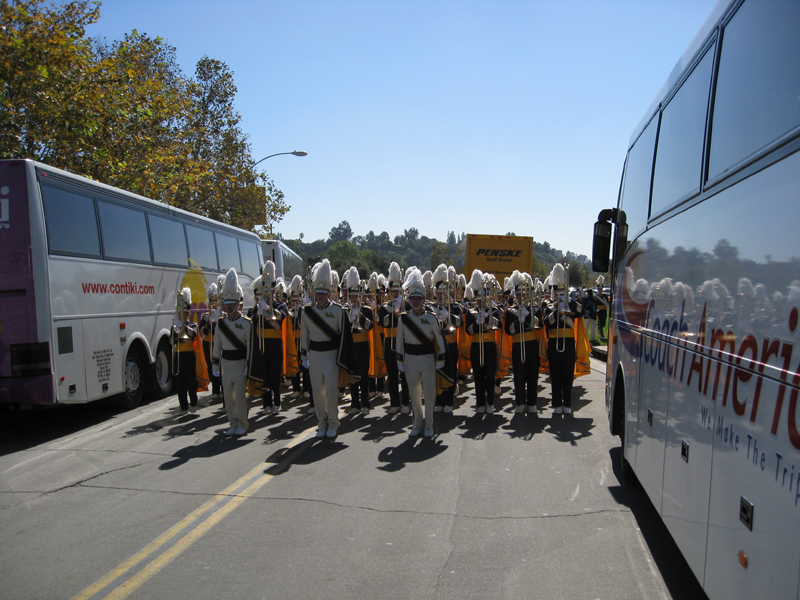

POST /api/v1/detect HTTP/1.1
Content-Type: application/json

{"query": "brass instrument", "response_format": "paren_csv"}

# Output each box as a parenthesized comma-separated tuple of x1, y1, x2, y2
(518, 277, 531, 364)
(258, 272, 273, 353)
(555, 263, 570, 353)
(172, 290, 185, 376)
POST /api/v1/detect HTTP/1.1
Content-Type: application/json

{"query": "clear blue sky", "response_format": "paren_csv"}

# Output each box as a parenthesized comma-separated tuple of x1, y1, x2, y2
(86, 0, 719, 258)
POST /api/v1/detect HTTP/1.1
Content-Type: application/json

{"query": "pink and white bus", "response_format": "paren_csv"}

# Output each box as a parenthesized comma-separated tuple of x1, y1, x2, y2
(592, 0, 800, 598)
(0, 159, 262, 409)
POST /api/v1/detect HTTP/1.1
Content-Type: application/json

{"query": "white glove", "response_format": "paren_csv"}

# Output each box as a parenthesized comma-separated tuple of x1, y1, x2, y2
(301, 359, 309, 369)
(393, 297, 402, 311)
(173, 318, 182, 329)
(212, 307, 222, 320)
(397, 363, 405, 373)
(437, 309, 448, 323)
(349, 308, 359, 324)
(212, 370, 220, 378)
(520, 306, 530, 319)
(257, 299, 269, 315)
(368, 300, 376, 309)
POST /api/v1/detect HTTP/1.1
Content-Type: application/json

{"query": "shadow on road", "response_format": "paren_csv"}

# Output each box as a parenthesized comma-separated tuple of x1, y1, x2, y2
(607, 447, 709, 600)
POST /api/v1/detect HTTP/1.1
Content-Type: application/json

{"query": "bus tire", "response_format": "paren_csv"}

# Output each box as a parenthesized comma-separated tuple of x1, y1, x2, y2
(120, 347, 145, 410)
(152, 340, 173, 398)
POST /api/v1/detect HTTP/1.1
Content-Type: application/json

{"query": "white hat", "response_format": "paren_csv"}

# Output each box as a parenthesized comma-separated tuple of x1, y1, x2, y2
(549, 263, 566, 289)
(422, 270, 433, 290)
(403, 267, 426, 298)
(344, 266, 360, 293)
(262, 260, 276, 285)
(221, 269, 240, 303)
(178, 287, 192, 310)
(290, 274, 303, 298)
(468, 269, 485, 295)
(433, 263, 449, 289)
(388, 262, 402, 290)
(367, 272, 379, 292)
(377, 273, 387, 292)
(312, 259, 333, 293)
(274, 278, 286, 300)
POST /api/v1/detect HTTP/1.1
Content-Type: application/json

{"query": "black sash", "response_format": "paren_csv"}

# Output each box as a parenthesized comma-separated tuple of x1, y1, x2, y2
(217, 318, 248, 354)
(304, 306, 340, 342)
(401, 313, 434, 353)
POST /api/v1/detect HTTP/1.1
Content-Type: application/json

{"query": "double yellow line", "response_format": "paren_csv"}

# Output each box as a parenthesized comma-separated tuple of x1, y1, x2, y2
(73, 425, 318, 600)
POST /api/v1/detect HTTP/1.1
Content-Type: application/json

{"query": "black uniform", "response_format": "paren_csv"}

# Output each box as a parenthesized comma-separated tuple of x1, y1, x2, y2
(171, 319, 199, 411)
(433, 301, 462, 409)
(378, 298, 411, 409)
(248, 299, 288, 409)
(464, 302, 501, 409)
(346, 303, 374, 411)
(199, 311, 222, 400)
(504, 301, 542, 411)
(544, 297, 582, 410)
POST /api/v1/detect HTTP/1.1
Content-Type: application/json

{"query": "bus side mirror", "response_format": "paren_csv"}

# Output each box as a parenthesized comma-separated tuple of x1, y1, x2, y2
(592, 220, 612, 273)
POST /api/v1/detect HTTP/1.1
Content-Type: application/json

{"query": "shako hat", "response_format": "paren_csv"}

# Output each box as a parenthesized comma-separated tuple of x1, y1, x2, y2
(221, 268, 240, 304)
(178, 287, 192, 311)
(403, 267, 426, 298)
(290, 274, 303, 298)
(433, 263, 449, 290)
(312, 259, 333, 293)
(388, 262, 402, 290)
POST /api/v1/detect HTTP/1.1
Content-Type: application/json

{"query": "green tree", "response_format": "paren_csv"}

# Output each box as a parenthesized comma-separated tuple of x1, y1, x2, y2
(329, 221, 353, 243)
(430, 241, 452, 269)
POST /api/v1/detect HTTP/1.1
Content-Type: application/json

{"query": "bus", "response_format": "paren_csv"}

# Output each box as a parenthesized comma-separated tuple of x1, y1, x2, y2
(592, 0, 800, 598)
(0, 159, 263, 410)
(260, 239, 304, 282)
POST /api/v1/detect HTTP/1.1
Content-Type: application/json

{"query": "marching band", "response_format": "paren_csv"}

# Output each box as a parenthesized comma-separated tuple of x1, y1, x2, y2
(172, 259, 593, 439)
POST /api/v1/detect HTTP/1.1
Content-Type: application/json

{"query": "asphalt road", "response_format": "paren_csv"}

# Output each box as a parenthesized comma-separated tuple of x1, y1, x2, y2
(0, 358, 708, 600)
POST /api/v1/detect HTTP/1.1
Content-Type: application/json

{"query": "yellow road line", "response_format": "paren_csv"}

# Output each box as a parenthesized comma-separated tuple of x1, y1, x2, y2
(72, 424, 319, 600)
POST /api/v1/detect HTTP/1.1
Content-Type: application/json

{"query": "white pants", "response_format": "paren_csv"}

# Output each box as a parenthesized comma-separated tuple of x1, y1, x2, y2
(404, 353, 436, 432)
(222, 358, 248, 428)
(309, 350, 341, 430)
(586, 318, 596, 341)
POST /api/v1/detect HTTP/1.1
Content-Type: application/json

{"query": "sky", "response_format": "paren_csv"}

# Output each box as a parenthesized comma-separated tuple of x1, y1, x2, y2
(85, 0, 720, 258)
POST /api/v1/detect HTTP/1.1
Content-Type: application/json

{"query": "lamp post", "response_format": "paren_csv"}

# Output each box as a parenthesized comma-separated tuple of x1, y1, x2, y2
(253, 150, 308, 167)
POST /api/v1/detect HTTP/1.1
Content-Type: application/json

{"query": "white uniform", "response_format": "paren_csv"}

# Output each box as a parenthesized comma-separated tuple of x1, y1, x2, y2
(396, 307, 447, 434)
(212, 313, 252, 431)
(301, 300, 346, 434)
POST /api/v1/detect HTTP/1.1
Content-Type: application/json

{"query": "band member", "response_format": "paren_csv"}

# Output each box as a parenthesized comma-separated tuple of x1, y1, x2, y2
(595, 276, 610, 337)
(396, 268, 448, 437)
(288, 275, 312, 405)
(432, 264, 461, 413)
(378, 262, 411, 414)
(199, 282, 222, 401)
(248, 261, 288, 413)
(172, 287, 199, 414)
(344, 267, 374, 415)
(543, 264, 582, 415)
(464, 270, 501, 413)
(301, 259, 350, 438)
(212, 269, 253, 435)
(504, 271, 542, 414)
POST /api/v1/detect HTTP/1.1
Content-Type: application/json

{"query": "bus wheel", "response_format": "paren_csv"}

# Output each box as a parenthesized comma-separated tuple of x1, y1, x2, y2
(120, 349, 145, 410)
(152, 341, 173, 398)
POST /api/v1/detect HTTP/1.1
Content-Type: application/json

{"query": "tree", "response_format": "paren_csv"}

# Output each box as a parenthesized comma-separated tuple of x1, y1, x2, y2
(329, 220, 353, 243)
(430, 241, 452, 270)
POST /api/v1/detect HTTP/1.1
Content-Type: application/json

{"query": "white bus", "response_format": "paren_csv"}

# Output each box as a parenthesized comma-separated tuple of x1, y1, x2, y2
(260, 239, 304, 282)
(0, 159, 263, 409)
(592, 0, 800, 598)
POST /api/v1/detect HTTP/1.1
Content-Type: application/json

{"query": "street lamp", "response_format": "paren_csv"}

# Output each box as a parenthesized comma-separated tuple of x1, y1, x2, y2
(253, 150, 308, 167)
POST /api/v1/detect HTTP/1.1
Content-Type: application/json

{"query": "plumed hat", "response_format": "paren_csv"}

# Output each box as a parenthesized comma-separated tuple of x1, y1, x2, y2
(312, 259, 333, 293)
(457, 273, 466, 291)
(331, 269, 340, 293)
(377, 273, 387, 292)
(262, 260, 276, 285)
(468, 269, 485, 295)
(178, 287, 192, 310)
(596, 275, 605, 287)
(274, 278, 286, 300)
(510, 270, 526, 290)
(344, 266, 361, 293)
(250, 275, 263, 291)
(433, 263, 449, 289)
(422, 270, 433, 290)
(549, 263, 566, 289)
(403, 267, 426, 298)
(207, 282, 218, 299)
(221, 268, 240, 303)
(367, 272, 379, 292)
(290, 274, 303, 298)
(388, 262, 402, 290)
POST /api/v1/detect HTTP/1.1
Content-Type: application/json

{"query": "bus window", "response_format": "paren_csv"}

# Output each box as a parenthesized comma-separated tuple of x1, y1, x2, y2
(97, 200, 151, 263)
(215, 233, 241, 273)
(651, 46, 714, 216)
(708, 0, 800, 180)
(40, 185, 101, 257)
(239, 239, 260, 278)
(619, 116, 658, 243)
(185, 224, 218, 271)
(149, 214, 188, 267)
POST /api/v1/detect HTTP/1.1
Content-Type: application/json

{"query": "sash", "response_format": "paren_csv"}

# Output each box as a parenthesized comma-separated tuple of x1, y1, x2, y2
(217, 318, 248, 353)
(305, 306, 340, 342)
(400, 313, 434, 352)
